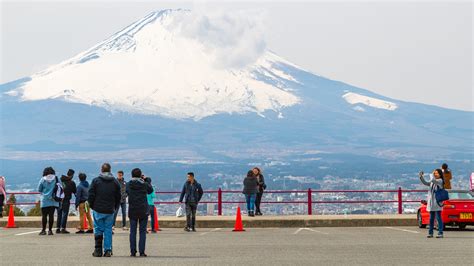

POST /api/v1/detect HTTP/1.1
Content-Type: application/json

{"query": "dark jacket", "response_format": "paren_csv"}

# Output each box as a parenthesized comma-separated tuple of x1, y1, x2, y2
(243, 176, 258, 195)
(88, 172, 121, 214)
(117, 178, 128, 203)
(61, 175, 77, 202)
(179, 180, 203, 204)
(75, 180, 89, 207)
(256, 174, 267, 193)
(126, 178, 153, 220)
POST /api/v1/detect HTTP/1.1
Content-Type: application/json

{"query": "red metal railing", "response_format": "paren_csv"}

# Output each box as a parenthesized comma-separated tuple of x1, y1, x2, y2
(5, 187, 428, 215)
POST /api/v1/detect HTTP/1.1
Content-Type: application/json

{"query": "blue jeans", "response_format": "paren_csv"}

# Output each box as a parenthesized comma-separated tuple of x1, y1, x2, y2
(93, 211, 115, 252)
(129, 217, 148, 254)
(113, 202, 127, 227)
(245, 194, 256, 212)
(428, 211, 443, 236)
(149, 205, 156, 231)
(60, 201, 70, 229)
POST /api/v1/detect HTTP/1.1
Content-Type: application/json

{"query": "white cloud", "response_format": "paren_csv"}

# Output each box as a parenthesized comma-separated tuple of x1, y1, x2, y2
(168, 8, 267, 69)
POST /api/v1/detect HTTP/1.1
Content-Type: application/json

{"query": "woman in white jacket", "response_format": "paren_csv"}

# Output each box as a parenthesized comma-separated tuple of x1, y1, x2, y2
(419, 169, 445, 238)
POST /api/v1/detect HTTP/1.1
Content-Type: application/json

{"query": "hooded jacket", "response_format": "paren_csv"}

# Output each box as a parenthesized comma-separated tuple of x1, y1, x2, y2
(60, 175, 77, 202)
(75, 180, 90, 207)
(0, 176, 6, 200)
(126, 177, 153, 220)
(38, 174, 60, 208)
(88, 172, 121, 214)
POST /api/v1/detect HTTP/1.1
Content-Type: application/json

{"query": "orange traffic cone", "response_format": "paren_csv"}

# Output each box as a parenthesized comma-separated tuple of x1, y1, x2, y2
(232, 206, 245, 232)
(5, 204, 18, 228)
(153, 206, 161, 231)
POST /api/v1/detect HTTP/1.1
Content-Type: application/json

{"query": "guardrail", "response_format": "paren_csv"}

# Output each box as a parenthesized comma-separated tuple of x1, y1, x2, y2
(5, 187, 427, 215)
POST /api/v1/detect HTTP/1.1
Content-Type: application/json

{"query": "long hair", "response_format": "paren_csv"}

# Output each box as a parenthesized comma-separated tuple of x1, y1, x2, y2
(253, 167, 262, 176)
(435, 168, 445, 184)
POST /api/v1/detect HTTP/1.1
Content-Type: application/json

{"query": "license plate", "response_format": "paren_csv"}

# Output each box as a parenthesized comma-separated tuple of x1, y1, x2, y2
(460, 213, 473, 220)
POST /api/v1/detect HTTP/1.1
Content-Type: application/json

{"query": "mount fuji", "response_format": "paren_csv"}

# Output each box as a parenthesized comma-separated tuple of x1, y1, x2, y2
(1, 9, 472, 164)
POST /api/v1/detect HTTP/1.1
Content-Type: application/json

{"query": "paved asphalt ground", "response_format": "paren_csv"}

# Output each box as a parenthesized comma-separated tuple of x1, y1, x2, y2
(0, 226, 472, 265)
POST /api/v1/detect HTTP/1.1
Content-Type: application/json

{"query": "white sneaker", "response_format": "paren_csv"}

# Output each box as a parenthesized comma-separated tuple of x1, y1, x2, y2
(122, 226, 129, 231)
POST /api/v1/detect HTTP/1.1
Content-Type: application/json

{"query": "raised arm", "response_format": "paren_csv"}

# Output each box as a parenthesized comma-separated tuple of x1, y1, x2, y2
(419, 173, 430, 186)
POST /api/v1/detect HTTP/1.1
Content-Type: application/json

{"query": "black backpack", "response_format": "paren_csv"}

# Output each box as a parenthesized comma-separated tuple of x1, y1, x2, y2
(52, 176, 65, 202)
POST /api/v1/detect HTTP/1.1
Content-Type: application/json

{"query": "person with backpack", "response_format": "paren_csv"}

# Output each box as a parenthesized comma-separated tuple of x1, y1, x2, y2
(419, 169, 445, 238)
(252, 167, 266, 216)
(75, 173, 94, 234)
(38, 167, 60, 235)
(145, 177, 157, 233)
(441, 163, 452, 189)
(0, 176, 6, 218)
(243, 170, 259, 217)
(58, 169, 76, 234)
(113, 170, 128, 231)
(88, 163, 121, 257)
(126, 169, 153, 257)
(179, 172, 203, 232)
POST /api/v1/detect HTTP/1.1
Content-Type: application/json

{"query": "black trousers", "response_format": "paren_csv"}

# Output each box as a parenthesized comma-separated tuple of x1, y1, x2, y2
(41, 206, 55, 231)
(185, 202, 197, 229)
(255, 192, 263, 213)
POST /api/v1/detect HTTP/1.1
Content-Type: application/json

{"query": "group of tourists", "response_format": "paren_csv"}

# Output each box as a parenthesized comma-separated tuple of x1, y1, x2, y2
(35, 163, 206, 257)
(419, 163, 453, 238)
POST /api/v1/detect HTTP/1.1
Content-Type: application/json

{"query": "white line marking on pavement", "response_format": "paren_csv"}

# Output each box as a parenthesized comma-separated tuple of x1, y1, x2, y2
(15, 230, 41, 236)
(200, 228, 222, 236)
(293, 228, 328, 235)
(384, 227, 419, 234)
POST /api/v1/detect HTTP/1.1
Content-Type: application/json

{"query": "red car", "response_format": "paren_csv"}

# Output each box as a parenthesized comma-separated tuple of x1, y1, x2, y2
(417, 190, 474, 229)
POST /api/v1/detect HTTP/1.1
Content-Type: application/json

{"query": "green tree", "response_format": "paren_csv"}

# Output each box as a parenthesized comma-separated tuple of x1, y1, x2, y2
(4, 194, 26, 216)
(27, 201, 42, 216)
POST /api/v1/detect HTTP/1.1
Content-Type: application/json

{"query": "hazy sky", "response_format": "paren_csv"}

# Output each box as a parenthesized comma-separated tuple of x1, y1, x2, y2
(1, 0, 472, 111)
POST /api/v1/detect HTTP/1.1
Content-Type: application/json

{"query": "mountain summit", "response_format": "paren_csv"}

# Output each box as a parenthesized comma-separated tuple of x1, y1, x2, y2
(7, 9, 301, 120)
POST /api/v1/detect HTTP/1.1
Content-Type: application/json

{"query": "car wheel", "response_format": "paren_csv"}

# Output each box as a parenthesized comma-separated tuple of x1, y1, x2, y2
(459, 224, 467, 230)
(417, 211, 426, 228)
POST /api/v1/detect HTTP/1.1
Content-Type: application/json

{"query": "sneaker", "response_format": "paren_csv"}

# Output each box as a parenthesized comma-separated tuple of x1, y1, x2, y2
(122, 226, 128, 231)
(60, 229, 70, 234)
(184, 227, 190, 232)
(104, 250, 112, 257)
(436, 235, 444, 238)
(48, 230, 54, 235)
(139, 253, 147, 257)
(86, 229, 94, 234)
(39, 230, 46, 236)
(76, 230, 85, 234)
(256, 212, 263, 216)
(56, 228, 61, 234)
(92, 249, 102, 257)
(427, 235, 433, 238)
(112, 226, 115, 230)
(130, 253, 136, 257)
(191, 228, 196, 232)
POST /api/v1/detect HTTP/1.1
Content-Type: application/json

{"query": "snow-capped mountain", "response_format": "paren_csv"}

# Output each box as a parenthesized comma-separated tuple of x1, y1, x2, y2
(0, 9, 472, 162)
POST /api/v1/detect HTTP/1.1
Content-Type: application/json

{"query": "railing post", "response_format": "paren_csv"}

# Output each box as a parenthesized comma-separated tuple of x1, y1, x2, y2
(307, 188, 312, 215)
(217, 188, 222, 216)
(398, 187, 403, 214)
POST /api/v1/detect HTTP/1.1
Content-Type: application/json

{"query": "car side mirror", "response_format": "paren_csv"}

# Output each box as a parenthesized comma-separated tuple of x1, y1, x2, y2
(421, 200, 427, 205)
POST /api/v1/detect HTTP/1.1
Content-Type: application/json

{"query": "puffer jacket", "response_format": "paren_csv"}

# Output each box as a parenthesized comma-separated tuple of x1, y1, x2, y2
(88, 172, 121, 214)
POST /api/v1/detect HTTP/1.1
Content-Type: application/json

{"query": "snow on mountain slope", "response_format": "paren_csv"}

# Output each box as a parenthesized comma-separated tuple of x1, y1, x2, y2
(342, 92, 398, 111)
(7, 9, 301, 120)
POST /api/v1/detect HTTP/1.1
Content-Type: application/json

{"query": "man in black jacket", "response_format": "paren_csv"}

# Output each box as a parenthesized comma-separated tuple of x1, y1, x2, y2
(58, 169, 76, 233)
(88, 163, 121, 258)
(126, 168, 153, 257)
(179, 172, 203, 232)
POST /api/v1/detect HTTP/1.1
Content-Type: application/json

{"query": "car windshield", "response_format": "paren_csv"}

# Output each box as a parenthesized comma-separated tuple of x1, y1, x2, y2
(448, 191, 474, 200)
